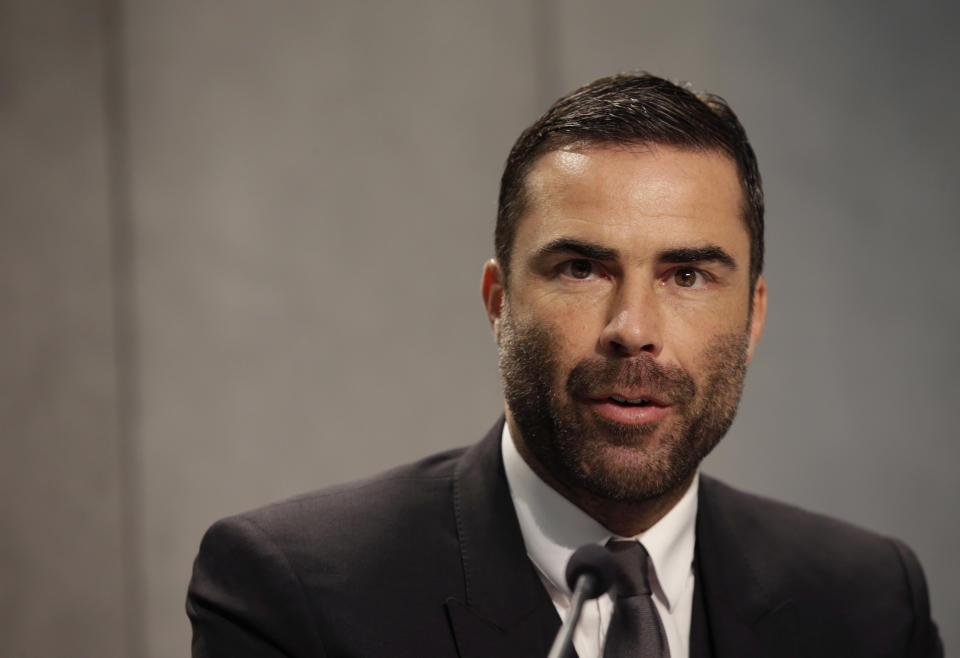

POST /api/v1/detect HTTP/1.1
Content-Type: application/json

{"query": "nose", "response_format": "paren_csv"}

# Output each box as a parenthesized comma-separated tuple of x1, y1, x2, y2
(598, 280, 662, 357)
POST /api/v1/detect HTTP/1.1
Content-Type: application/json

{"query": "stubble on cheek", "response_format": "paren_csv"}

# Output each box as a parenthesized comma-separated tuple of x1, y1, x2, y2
(498, 310, 561, 425)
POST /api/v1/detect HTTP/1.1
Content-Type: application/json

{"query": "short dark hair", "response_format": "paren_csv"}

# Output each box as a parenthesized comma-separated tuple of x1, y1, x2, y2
(495, 72, 764, 287)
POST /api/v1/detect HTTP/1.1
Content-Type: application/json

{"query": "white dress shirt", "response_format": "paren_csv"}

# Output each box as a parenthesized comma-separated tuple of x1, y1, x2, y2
(501, 424, 698, 658)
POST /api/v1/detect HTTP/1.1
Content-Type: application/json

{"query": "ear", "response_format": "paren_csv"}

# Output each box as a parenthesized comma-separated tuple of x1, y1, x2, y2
(481, 259, 505, 343)
(746, 275, 767, 365)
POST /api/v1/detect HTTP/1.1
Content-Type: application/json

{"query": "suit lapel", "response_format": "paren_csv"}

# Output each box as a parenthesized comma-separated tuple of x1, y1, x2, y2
(444, 420, 563, 658)
(696, 476, 809, 658)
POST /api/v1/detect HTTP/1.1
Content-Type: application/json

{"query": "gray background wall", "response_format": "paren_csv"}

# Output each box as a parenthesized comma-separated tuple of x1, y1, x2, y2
(2, 1, 957, 656)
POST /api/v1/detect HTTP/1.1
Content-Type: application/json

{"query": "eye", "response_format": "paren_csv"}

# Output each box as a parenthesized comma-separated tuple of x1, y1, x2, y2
(560, 259, 599, 280)
(673, 267, 702, 288)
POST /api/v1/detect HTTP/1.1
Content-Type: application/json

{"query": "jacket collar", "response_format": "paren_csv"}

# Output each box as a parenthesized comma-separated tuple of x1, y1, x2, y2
(445, 419, 563, 658)
(696, 475, 808, 658)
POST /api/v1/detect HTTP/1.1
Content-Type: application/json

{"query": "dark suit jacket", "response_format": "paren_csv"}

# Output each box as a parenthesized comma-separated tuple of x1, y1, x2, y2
(187, 421, 943, 657)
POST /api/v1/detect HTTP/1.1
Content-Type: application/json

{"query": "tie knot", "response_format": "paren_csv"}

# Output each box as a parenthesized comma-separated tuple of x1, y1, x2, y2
(606, 540, 652, 597)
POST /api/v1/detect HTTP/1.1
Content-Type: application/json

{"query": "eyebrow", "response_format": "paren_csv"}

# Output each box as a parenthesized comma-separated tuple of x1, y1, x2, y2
(532, 238, 738, 270)
(533, 238, 619, 262)
(657, 246, 737, 269)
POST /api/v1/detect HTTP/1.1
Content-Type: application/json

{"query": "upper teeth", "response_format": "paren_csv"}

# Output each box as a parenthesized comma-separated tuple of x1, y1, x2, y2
(611, 395, 650, 404)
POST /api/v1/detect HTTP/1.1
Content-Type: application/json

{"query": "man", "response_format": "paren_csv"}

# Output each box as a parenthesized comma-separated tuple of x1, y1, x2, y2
(187, 73, 943, 657)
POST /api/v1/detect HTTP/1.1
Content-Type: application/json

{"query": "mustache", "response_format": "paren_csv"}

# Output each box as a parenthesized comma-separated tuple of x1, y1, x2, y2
(566, 353, 696, 404)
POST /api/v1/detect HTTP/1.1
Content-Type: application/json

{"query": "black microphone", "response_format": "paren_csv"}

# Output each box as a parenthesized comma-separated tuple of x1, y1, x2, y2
(546, 544, 623, 658)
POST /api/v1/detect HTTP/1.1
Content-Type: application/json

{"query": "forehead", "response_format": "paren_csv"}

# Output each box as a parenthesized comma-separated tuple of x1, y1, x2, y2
(518, 144, 747, 257)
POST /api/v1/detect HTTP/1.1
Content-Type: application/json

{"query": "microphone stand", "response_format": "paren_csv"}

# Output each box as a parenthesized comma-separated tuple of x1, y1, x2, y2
(546, 572, 597, 658)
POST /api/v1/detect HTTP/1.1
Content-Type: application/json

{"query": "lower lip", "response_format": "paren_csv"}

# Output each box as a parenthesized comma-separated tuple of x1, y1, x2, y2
(586, 399, 672, 424)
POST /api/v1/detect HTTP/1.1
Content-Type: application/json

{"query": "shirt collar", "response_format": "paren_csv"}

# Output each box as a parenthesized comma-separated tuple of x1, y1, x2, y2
(501, 423, 698, 611)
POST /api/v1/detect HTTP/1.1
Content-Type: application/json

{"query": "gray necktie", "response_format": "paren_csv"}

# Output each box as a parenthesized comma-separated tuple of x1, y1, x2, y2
(603, 540, 671, 658)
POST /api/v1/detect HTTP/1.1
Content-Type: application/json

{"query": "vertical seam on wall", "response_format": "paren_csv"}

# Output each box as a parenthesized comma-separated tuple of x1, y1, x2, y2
(99, 1, 145, 656)
(532, 0, 563, 109)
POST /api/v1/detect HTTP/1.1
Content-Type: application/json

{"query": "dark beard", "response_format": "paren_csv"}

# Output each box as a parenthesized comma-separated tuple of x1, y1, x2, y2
(499, 309, 748, 503)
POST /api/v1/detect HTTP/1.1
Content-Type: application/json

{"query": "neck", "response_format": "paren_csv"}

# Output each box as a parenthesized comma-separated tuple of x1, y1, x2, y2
(508, 417, 695, 537)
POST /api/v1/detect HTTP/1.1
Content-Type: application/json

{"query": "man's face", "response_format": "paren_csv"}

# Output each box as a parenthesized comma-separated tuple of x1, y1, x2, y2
(483, 144, 766, 504)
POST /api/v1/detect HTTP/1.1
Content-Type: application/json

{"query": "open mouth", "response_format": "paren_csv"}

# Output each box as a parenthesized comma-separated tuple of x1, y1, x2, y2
(588, 394, 671, 424)
(608, 395, 655, 407)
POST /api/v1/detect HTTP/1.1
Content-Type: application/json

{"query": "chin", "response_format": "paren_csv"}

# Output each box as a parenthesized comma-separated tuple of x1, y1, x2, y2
(571, 444, 694, 503)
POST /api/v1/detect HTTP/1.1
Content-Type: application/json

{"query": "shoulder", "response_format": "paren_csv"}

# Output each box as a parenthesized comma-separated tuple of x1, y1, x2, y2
(201, 444, 469, 569)
(700, 474, 903, 559)
(699, 475, 921, 574)
(187, 445, 474, 657)
(699, 475, 942, 656)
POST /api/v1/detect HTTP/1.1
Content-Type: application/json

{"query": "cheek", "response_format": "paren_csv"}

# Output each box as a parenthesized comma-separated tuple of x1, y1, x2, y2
(662, 312, 748, 378)
(678, 328, 750, 393)
(532, 303, 602, 359)
(664, 292, 751, 336)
